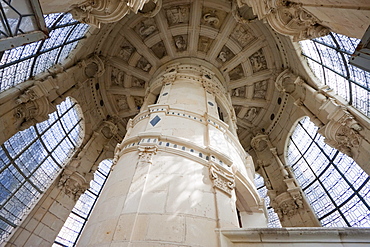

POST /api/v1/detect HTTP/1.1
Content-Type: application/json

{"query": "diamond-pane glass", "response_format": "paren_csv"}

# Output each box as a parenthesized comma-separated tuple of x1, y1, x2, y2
(288, 117, 370, 227)
(0, 97, 83, 242)
(54, 160, 113, 247)
(300, 33, 370, 117)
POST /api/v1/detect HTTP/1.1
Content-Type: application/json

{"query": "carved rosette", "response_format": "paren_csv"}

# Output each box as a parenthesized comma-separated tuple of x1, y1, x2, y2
(210, 165, 235, 197)
(138, 145, 157, 164)
(237, 0, 330, 41)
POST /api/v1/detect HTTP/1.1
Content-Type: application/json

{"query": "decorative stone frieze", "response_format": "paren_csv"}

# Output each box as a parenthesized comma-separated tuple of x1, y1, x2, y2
(138, 145, 157, 164)
(236, 0, 330, 41)
(71, 0, 158, 27)
(210, 164, 235, 197)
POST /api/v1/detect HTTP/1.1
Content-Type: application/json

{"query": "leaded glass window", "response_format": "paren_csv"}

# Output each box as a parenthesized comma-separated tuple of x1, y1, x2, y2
(300, 33, 370, 117)
(254, 174, 282, 228)
(0, 97, 84, 242)
(0, 13, 89, 92)
(53, 159, 113, 247)
(287, 117, 370, 227)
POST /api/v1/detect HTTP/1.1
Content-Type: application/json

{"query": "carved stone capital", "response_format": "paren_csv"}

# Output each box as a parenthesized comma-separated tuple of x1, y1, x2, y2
(99, 121, 118, 139)
(270, 190, 303, 219)
(58, 167, 90, 201)
(210, 164, 235, 197)
(138, 145, 157, 164)
(319, 104, 363, 157)
(71, 0, 154, 27)
(239, 0, 330, 41)
(251, 134, 269, 152)
(81, 55, 105, 78)
(14, 96, 54, 131)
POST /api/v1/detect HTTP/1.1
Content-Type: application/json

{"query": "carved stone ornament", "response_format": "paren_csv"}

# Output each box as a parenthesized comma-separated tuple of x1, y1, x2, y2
(58, 168, 90, 201)
(99, 121, 118, 139)
(316, 101, 363, 157)
(275, 69, 300, 93)
(249, 49, 267, 73)
(166, 5, 190, 26)
(174, 35, 187, 51)
(14, 95, 54, 131)
(138, 145, 157, 164)
(251, 134, 269, 152)
(210, 164, 235, 197)
(71, 0, 149, 27)
(270, 190, 303, 219)
(81, 55, 105, 78)
(237, 0, 330, 41)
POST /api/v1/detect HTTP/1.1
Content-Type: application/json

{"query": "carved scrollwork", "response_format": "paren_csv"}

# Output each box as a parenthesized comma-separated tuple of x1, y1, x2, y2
(210, 165, 235, 197)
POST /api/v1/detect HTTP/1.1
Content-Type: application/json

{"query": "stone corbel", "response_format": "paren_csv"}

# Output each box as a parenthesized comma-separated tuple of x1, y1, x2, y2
(238, 0, 330, 41)
(99, 120, 118, 139)
(318, 104, 362, 157)
(275, 69, 302, 94)
(71, 0, 153, 27)
(14, 77, 59, 130)
(210, 164, 235, 197)
(270, 190, 302, 219)
(58, 165, 90, 201)
(80, 55, 106, 78)
(250, 134, 269, 152)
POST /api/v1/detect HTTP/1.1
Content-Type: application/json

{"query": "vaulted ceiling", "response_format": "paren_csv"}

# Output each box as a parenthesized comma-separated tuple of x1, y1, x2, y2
(73, 0, 314, 152)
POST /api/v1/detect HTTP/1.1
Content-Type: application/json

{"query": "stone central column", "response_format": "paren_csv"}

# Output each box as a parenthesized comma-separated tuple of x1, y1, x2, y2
(77, 58, 266, 246)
